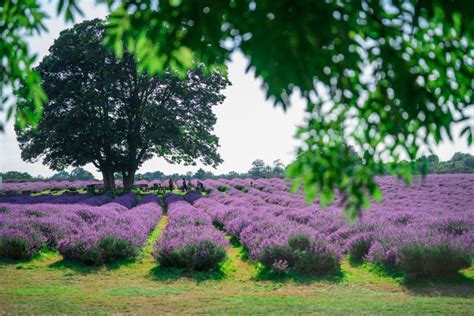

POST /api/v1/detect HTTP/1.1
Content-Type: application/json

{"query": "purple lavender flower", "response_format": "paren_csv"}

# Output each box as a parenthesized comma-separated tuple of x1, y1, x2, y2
(154, 200, 228, 271)
(111, 193, 137, 209)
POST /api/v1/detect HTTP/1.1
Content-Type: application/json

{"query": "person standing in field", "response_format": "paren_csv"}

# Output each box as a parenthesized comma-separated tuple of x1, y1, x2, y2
(181, 178, 188, 192)
(197, 181, 204, 192)
(168, 178, 174, 191)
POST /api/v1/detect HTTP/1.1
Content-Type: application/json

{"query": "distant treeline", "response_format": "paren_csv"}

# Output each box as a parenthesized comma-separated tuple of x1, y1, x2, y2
(131, 153, 474, 180)
(414, 152, 474, 174)
(137, 152, 474, 180)
(1, 167, 94, 182)
(370, 152, 474, 175)
(132, 159, 286, 180)
(2, 153, 473, 182)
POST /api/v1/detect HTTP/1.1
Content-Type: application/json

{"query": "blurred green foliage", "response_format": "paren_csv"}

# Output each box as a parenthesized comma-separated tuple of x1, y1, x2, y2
(2, 0, 473, 219)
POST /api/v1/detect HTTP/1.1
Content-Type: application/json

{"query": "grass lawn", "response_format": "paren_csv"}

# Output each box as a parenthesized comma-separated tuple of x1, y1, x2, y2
(0, 216, 473, 315)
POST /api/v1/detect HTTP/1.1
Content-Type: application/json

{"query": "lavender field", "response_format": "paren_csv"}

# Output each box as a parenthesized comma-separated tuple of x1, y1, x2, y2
(1, 179, 163, 193)
(198, 174, 474, 278)
(0, 174, 473, 313)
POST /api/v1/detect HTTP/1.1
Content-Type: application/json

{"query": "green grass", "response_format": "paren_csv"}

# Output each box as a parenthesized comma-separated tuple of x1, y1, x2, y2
(1, 246, 472, 314)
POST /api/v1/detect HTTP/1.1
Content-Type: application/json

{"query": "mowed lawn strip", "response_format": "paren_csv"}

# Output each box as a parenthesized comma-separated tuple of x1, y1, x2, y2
(141, 215, 168, 263)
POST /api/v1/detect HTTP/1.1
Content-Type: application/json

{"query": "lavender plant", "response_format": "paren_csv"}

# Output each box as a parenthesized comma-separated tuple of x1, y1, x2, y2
(155, 200, 228, 271)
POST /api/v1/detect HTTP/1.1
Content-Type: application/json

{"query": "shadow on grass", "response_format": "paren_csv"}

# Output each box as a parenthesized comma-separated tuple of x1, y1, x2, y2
(402, 273, 474, 298)
(0, 250, 59, 267)
(0, 258, 33, 266)
(48, 257, 137, 274)
(254, 265, 345, 284)
(361, 262, 405, 280)
(362, 261, 474, 298)
(149, 265, 225, 284)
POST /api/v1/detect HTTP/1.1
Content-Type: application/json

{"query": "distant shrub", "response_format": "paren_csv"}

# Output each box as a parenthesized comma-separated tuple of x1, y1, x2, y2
(217, 185, 228, 193)
(75, 209, 101, 224)
(138, 194, 159, 205)
(235, 185, 249, 193)
(163, 193, 182, 206)
(183, 191, 202, 204)
(387, 212, 414, 226)
(27, 210, 43, 218)
(432, 217, 471, 236)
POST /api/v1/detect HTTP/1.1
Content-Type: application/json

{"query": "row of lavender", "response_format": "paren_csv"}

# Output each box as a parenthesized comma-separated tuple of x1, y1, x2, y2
(0, 194, 162, 264)
(195, 174, 474, 278)
(153, 194, 229, 270)
(0, 192, 138, 207)
(2, 178, 206, 193)
(2, 179, 155, 193)
(194, 191, 341, 274)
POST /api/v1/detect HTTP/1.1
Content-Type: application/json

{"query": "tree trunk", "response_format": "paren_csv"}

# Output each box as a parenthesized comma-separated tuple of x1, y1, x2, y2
(102, 169, 116, 192)
(123, 170, 136, 192)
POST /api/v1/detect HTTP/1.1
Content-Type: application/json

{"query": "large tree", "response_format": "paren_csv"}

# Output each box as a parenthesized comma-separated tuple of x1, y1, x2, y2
(17, 19, 229, 191)
(248, 159, 267, 178)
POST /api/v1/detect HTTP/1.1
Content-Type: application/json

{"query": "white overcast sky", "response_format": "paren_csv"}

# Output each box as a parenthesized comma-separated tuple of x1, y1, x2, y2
(0, 1, 472, 178)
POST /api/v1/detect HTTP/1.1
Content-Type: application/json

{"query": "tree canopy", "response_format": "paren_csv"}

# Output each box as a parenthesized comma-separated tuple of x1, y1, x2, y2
(2, 1, 474, 218)
(248, 159, 286, 178)
(70, 167, 95, 180)
(16, 19, 229, 191)
(51, 167, 94, 180)
(420, 152, 474, 173)
(50, 171, 70, 180)
(0, 171, 34, 181)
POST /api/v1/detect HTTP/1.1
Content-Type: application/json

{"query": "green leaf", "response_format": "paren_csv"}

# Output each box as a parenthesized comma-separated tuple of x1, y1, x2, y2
(372, 187, 383, 202)
(6, 106, 14, 121)
(169, 0, 182, 7)
(172, 46, 194, 69)
(452, 12, 462, 34)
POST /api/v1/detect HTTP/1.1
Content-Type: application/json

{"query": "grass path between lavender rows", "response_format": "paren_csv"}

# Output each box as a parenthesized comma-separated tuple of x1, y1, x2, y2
(0, 213, 473, 315)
